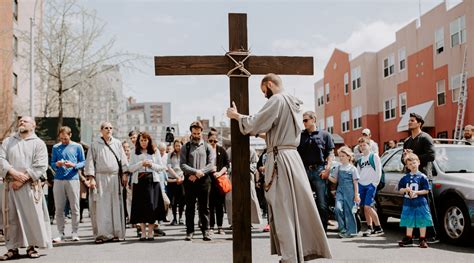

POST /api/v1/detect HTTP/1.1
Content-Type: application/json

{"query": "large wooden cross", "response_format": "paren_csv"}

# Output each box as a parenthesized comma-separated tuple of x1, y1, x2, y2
(154, 13, 313, 262)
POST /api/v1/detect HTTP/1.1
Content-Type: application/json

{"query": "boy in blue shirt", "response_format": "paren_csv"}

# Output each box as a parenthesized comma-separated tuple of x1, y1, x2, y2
(398, 153, 433, 248)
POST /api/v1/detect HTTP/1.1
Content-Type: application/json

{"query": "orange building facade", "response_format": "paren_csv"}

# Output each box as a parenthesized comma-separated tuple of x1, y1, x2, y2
(315, 1, 473, 152)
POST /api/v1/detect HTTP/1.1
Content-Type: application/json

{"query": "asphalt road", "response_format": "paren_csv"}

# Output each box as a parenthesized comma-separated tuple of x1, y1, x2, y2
(1, 215, 473, 262)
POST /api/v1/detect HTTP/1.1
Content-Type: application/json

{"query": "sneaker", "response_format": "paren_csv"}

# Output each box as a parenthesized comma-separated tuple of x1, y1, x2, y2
(362, 228, 373, 237)
(217, 228, 226, 235)
(185, 233, 193, 241)
(338, 232, 353, 238)
(170, 219, 178, 226)
(72, 233, 80, 241)
(203, 231, 212, 241)
(52, 233, 65, 243)
(372, 227, 384, 236)
(419, 239, 429, 248)
(398, 236, 414, 247)
(209, 228, 214, 235)
(426, 237, 440, 244)
(263, 224, 270, 232)
(178, 219, 184, 225)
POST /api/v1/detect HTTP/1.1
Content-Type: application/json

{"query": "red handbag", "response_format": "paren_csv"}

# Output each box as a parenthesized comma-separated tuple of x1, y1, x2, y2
(216, 172, 232, 194)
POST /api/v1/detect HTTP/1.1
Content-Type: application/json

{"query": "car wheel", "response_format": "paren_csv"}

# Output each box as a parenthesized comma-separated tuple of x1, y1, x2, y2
(441, 199, 472, 244)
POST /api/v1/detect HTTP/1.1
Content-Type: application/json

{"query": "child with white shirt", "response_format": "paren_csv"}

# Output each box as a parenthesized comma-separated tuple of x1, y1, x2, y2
(356, 137, 384, 236)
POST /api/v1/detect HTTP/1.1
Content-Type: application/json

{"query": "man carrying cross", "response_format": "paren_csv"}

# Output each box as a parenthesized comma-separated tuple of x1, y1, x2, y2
(227, 73, 332, 262)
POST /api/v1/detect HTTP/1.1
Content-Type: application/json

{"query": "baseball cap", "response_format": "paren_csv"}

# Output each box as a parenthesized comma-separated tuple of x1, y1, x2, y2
(362, 128, 371, 136)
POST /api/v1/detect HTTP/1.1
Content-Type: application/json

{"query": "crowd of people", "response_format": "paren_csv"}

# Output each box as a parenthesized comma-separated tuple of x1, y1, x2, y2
(0, 73, 472, 262)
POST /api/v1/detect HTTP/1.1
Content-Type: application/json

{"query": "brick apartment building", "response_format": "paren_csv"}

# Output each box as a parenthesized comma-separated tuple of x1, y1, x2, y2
(315, 0, 473, 152)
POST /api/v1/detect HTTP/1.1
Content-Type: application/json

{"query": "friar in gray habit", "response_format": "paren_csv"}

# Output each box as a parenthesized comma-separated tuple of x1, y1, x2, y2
(226, 73, 332, 263)
(0, 116, 52, 260)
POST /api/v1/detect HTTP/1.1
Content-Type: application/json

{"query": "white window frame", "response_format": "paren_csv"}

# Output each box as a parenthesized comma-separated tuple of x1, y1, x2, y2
(326, 116, 334, 134)
(399, 92, 407, 116)
(451, 73, 463, 102)
(341, 110, 350, 133)
(325, 83, 330, 103)
(450, 16, 466, 47)
(351, 67, 361, 90)
(384, 97, 397, 121)
(383, 54, 395, 78)
(352, 106, 362, 130)
(317, 86, 324, 107)
(435, 27, 444, 54)
(398, 47, 406, 71)
(12, 72, 18, 95)
(13, 35, 18, 57)
(436, 79, 446, 106)
(317, 119, 325, 130)
(344, 72, 349, 95)
(13, 0, 18, 21)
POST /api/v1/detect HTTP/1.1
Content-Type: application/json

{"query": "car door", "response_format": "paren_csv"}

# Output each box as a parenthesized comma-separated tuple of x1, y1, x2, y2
(378, 149, 405, 217)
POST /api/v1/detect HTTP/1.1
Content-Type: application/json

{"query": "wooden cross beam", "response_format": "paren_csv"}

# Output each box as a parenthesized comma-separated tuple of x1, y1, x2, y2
(154, 13, 313, 262)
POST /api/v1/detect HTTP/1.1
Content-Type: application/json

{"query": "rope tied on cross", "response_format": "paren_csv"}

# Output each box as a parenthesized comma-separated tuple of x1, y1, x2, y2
(226, 50, 251, 77)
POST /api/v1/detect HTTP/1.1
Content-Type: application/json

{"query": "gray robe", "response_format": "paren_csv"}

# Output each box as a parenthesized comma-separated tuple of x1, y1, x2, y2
(84, 136, 128, 240)
(225, 147, 262, 225)
(0, 133, 52, 250)
(238, 93, 332, 262)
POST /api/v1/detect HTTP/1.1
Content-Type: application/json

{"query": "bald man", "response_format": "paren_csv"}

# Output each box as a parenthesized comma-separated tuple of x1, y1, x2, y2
(0, 116, 52, 259)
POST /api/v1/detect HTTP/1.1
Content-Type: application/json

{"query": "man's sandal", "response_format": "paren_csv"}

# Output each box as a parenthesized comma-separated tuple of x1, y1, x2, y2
(0, 249, 19, 261)
(94, 238, 104, 244)
(27, 247, 40, 259)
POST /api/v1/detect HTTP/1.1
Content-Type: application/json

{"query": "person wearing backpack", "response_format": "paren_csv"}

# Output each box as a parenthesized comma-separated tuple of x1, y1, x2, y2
(356, 137, 384, 237)
(180, 121, 215, 241)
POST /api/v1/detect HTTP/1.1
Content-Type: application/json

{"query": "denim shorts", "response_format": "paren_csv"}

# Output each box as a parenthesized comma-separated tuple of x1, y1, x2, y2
(359, 183, 376, 206)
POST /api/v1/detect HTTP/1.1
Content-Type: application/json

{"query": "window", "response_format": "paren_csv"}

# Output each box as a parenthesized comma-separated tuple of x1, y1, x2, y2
(352, 106, 362, 130)
(436, 79, 446, 106)
(317, 86, 324, 107)
(13, 0, 18, 21)
(437, 131, 448, 139)
(12, 73, 18, 95)
(398, 47, 406, 71)
(344, 72, 349, 95)
(383, 151, 404, 173)
(326, 116, 334, 134)
(399, 92, 407, 116)
(341, 110, 350, 133)
(450, 16, 466, 47)
(384, 98, 396, 121)
(383, 54, 395, 78)
(435, 27, 444, 54)
(351, 67, 361, 90)
(325, 83, 330, 103)
(451, 74, 463, 102)
(13, 35, 18, 57)
(317, 119, 325, 130)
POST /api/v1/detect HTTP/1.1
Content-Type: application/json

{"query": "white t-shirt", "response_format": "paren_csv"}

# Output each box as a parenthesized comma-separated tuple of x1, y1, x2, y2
(357, 153, 382, 187)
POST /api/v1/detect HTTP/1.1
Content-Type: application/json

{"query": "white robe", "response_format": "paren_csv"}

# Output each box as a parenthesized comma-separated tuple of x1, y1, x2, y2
(225, 147, 262, 225)
(84, 136, 128, 240)
(238, 92, 332, 262)
(0, 133, 52, 250)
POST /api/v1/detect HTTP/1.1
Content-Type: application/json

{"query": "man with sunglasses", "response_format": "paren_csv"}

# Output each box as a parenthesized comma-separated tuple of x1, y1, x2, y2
(297, 111, 335, 233)
(84, 122, 129, 244)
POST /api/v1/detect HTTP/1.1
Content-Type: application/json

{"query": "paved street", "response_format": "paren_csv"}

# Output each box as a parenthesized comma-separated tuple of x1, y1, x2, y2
(1, 214, 473, 262)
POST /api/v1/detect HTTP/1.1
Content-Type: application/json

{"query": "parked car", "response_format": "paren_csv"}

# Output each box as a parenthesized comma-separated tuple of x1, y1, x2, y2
(376, 142, 474, 244)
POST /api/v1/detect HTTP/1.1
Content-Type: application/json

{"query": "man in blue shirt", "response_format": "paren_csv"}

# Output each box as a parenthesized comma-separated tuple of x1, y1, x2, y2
(297, 111, 335, 232)
(51, 126, 85, 242)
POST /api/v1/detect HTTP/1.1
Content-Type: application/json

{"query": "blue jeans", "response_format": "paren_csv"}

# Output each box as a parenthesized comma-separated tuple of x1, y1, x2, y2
(306, 165, 328, 232)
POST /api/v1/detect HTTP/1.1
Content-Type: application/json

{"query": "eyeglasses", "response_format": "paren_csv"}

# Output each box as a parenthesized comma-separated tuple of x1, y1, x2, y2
(209, 139, 218, 143)
(103, 127, 113, 130)
(303, 119, 311, 123)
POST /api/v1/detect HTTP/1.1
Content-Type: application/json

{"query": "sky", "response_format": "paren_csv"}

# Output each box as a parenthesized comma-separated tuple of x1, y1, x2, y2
(81, 0, 453, 135)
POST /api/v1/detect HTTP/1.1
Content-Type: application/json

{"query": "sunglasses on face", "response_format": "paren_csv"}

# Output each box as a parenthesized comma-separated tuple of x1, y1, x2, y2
(303, 119, 311, 123)
(209, 139, 218, 143)
(103, 127, 113, 130)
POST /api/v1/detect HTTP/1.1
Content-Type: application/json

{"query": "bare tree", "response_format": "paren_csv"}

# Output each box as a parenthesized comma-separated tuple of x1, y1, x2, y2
(36, 0, 141, 133)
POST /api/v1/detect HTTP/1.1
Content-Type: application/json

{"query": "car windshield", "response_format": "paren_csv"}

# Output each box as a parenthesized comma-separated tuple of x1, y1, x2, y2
(435, 146, 474, 173)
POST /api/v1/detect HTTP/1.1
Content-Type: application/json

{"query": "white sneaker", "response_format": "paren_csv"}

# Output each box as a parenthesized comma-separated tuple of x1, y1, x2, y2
(53, 233, 65, 243)
(72, 233, 80, 241)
